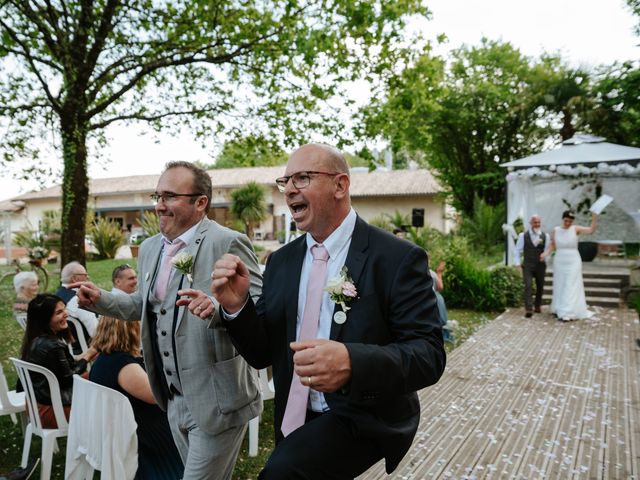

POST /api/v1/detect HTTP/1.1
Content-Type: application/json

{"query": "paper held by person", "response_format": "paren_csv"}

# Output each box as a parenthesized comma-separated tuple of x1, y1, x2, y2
(590, 194, 613, 215)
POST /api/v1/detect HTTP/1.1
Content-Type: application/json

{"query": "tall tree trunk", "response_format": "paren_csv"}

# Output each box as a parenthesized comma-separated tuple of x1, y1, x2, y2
(60, 116, 89, 267)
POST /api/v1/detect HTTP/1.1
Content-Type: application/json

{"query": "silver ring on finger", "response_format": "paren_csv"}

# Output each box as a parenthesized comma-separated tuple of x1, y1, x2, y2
(308, 376, 312, 387)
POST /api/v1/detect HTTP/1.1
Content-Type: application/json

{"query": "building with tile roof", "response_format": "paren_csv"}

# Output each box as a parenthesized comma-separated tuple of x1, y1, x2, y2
(3, 166, 450, 249)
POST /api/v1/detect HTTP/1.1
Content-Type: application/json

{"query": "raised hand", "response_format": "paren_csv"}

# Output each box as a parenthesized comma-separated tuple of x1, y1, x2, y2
(176, 288, 216, 319)
(210, 253, 251, 314)
(69, 281, 101, 306)
(289, 339, 352, 393)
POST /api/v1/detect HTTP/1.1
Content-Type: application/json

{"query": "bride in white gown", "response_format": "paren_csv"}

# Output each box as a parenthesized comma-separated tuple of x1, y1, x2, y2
(542, 210, 598, 321)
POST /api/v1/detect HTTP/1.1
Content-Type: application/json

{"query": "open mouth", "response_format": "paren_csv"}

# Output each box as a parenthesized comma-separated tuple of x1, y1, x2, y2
(289, 201, 308, 216)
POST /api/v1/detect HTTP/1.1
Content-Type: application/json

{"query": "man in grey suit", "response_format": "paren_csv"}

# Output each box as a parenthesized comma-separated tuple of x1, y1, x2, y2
(74, 161, 263, 479)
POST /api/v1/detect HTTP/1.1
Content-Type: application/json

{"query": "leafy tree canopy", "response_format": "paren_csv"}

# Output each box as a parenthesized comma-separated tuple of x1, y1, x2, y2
(211, 134, 288, 169)
(586, 61, 640, 147)
(0, 0, 429, 265)
(358, 39, 552, 215)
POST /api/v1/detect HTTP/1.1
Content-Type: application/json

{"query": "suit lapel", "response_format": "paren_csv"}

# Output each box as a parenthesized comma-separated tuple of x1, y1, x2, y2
(285, 236, 307, 345)
(144, 236, 164, 301)
(330, 216, 369, 340)
(173, 218, 209, 331)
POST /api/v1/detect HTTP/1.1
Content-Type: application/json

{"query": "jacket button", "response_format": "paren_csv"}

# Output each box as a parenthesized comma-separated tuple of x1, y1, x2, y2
(166, 370, 172, 376)
(160, 308, 167, 315)
(161, 330, 167, 336)
(163, 351, 169, 357)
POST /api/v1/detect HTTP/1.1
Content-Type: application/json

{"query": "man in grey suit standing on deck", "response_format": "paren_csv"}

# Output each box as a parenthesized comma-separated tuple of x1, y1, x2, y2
(75, 161, 263, 479)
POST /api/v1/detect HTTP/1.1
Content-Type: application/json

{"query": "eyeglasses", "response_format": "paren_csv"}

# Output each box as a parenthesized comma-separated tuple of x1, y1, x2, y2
(150, 192, 204, 204)
(275, 171, 341, 193)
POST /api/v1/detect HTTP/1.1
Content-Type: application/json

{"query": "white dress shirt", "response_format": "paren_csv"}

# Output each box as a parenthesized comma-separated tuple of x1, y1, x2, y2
(514, 229, 550, 265)
(298, 209, 356, 411)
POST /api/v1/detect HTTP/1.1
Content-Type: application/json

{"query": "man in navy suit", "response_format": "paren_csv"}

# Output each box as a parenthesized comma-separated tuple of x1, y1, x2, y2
(212, 143, 446, 479)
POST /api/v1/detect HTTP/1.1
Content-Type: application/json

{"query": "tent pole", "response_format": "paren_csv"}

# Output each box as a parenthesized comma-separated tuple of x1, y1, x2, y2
(504, 178, 509, 266)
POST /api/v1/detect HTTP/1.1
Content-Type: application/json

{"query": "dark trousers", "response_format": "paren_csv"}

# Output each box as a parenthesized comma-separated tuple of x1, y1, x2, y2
(259, 412, 382, 480)
(523, 262, 546, 310)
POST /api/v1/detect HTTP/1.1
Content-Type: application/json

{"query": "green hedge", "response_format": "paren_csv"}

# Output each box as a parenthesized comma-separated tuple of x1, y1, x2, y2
(439, 248, 522, 312)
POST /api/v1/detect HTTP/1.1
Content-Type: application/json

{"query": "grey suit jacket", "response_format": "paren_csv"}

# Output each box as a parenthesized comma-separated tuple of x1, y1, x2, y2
(91, 217, 263, 435)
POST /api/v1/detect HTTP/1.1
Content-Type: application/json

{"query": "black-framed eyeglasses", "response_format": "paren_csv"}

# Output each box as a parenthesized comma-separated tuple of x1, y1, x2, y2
(150, 192, 204, 204)
(275, 171, 341, 193)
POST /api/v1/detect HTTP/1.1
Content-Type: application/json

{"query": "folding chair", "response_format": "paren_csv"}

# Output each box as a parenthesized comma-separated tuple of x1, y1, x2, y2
(65, 375, 138, 480)
(10, 357, 69, 480)
(0, 362, 26, 425)
(248, 367, 275, 457)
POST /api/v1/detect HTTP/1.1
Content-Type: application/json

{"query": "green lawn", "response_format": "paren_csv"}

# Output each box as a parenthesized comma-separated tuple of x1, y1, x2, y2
(0, 259, 496, 479)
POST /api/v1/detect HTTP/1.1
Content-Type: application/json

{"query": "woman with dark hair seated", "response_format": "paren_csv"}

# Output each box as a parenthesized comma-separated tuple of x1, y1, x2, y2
(89, 316, 184, 480)
(20, 294, 92, 428)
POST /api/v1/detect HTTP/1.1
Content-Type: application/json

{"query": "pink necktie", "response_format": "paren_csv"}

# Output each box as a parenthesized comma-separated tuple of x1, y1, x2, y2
(155, 239, 185, 302)
(281, 244, 329, 437)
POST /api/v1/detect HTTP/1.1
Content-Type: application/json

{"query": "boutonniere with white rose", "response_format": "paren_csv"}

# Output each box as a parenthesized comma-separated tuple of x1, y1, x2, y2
(324, 266, 358, 314)
(172, 252, 194, 283)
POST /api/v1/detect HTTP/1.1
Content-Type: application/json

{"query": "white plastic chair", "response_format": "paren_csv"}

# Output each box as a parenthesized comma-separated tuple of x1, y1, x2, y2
(15, 312, 27, 329)
(65, 375, 138, 480)
(0, 362, 26, 424)
(66, 317, 89, 354)
(248, 368, 275, 457)
(10, 357, 69, 480)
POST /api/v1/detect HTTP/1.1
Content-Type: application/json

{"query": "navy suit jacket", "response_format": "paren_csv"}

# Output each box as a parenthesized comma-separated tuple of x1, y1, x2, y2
(225, 216, 446, 472)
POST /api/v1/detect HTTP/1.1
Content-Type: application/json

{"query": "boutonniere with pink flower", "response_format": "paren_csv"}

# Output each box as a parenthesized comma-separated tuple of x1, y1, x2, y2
(324, 266, 358, 312)
(172, 252, 194, 283)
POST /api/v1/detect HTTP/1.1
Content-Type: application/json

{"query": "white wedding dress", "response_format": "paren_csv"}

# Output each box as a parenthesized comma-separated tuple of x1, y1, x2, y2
(550, 226, 593, 320)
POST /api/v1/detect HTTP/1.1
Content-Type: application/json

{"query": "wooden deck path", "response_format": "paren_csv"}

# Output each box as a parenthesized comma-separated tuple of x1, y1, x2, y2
(359, 307, 640, 479)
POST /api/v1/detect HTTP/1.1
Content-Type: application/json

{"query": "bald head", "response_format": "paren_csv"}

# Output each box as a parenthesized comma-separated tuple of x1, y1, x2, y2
(291, 143, 350, 176)
(529, 215, 541, 230)
(284, 143, 352, 242)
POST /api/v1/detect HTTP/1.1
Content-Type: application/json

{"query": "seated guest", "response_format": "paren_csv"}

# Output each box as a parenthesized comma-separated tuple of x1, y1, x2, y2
(111, 264, 138, 295)
(57, 261, 98, 353)
(20, 294, 91, 428)
(13, 271, 39, 315)
(90, 316, 184, 480)
(55, 262, 89, 304)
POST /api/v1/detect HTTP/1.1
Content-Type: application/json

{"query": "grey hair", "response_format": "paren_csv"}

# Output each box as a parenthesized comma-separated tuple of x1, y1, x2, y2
(60, 261, 84, 283)
(14, 271, 38, 295)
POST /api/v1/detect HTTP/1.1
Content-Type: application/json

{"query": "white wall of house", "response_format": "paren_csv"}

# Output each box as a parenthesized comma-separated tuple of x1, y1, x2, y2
(351, 196, 450, 232)
(8, 175, 451, 245)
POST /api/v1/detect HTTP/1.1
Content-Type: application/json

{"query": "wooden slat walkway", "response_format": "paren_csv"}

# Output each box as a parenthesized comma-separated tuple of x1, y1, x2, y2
(359, 307, 640, 479)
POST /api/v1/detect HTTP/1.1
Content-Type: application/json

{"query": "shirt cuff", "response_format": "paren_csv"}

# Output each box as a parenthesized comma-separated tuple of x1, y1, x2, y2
(221, 296, 249, 320)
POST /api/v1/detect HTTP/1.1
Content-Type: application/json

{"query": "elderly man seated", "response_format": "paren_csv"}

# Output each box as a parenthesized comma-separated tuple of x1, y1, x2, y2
(56, 262, 99, 353)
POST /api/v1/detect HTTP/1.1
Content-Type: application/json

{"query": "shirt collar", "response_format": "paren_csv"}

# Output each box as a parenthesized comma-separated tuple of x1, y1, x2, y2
(161, 220, 200, 247)
(305, 208, 357, 259)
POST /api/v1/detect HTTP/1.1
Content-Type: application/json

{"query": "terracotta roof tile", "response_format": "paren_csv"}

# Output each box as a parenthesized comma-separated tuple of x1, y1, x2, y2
(11, 166, 441, 201)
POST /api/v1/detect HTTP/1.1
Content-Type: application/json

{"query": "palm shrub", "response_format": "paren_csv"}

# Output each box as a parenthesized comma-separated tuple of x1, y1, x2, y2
(14, 227, 43, 250)
(137, 210, 160, 237)
(369, 214, 393, 232)
(443, 255, 494, 310)
(385, 210, 410, 231)
(459, 195, 506, 254)
(89, 218, 125, 259)
(231, 181, 267, 239)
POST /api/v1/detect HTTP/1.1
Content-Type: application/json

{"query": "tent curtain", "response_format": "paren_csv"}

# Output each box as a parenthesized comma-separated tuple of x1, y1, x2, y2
(505, 174, 640, 264)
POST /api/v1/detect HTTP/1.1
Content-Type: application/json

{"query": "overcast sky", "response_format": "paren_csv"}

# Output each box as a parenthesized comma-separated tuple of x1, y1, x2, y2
(3, 0, 638, 201)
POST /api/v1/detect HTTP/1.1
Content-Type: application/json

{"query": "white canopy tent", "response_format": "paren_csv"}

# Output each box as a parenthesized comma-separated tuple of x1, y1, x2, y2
(501, 135, 640, 265)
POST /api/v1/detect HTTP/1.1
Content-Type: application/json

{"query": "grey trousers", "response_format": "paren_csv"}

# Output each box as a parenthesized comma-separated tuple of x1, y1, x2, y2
(522, 262, 546, 311)
(167, 394, 247, 480)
